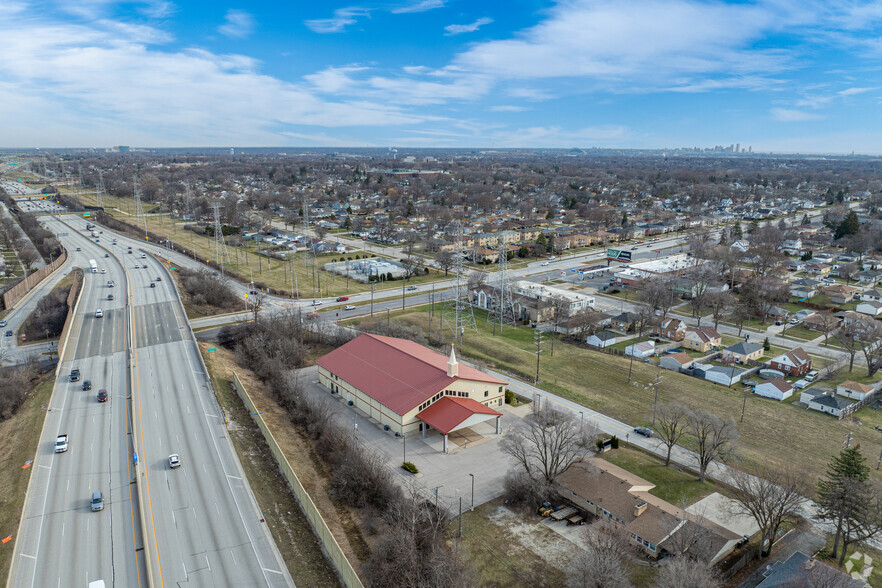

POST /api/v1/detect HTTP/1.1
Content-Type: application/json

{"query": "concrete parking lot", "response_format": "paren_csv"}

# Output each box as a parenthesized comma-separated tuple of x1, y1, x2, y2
(297, 364, 529, 513)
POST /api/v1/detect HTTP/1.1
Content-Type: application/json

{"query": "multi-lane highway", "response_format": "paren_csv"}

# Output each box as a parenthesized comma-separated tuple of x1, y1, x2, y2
(10, 216, 293, 587)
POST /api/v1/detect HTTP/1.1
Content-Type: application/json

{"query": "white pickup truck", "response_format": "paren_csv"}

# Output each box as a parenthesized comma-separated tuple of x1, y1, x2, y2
(55, 434, 69, 453)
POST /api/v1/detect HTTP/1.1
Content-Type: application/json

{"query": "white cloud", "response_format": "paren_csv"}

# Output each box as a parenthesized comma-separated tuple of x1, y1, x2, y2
(390, 0, 445, 14)
(0, 11, 430, 146)
(304, 66, 367, 94)
(770, 108, 823, 122)
(490, 105, 528, 112)
(218, 9, 254, 39)
(838, 87, 875, 96)
(305, 7, 370, 33)
(444, 17, 492, 36)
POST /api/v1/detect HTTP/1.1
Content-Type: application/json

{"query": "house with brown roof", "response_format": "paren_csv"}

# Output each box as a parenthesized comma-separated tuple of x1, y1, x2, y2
(653, 318, 686, 341)
(837, 380, 876, 401)
(769, 347, 812, 377)
(316, 334, 506, 452)
(823, 284, 859, 305)
(802, 313, 841, 333)
(682, 326, 722, 352)
(557, 458, 739, 563)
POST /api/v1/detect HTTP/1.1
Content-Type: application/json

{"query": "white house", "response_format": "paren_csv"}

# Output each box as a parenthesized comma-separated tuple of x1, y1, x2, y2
(694, 365, 745, 386)
(837, 380, 876, 401)
(659, 352, 694, 372)
(755, 378, 794, 401)
(624, 340, 655, 358)
(856, 300, 882, 317)
(586, 331, 617, 348)
(800, 388, 854, 417)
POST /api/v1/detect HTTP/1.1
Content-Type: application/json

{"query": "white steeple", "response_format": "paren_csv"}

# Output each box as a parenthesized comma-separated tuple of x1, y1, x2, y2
(447, 346, 459, 378)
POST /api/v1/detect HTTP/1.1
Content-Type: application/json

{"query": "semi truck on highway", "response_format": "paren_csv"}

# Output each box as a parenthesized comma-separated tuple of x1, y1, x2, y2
(89, 259, 98, 273)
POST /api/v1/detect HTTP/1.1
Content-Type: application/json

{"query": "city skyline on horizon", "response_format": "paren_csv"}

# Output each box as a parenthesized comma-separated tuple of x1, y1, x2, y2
(2, 1, 882, 154)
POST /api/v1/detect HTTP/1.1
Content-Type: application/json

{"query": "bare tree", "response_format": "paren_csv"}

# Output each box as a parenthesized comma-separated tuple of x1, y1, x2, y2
(652, 556, 720, 588)
(834, 322, 861, 373)
(654, 402, 692, 466)
(689, 410, 738, 482)
(433, 249, 455, 276)
(859, 322, 882, 377)
(501, 408, 596, 484)
(815, 310, 840, 345)
(18, 246, 41, 269)
(639, 277, 676, 321)
(728, 465, 807, 558)
(466, 270, 488, 290)
(838, 262, 858, 286)
(742, 275, 789, 324)
(706, 290, 734, 332)
(685, 264, 719, 325)
(569, 308, 607, 339)
(567, 526, 633, 588)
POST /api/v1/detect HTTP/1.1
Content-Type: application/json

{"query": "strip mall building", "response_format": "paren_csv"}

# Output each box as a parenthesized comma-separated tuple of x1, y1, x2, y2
(316, 333, 506, 452)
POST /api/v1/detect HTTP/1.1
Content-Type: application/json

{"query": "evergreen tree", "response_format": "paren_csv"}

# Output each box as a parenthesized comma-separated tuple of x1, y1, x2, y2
(762, 337, 771, 351)
(621, 212, 628, 226)
(817, 446, 871, 561)
(835, 211, 860, 240)
(733, 222, 743, 239)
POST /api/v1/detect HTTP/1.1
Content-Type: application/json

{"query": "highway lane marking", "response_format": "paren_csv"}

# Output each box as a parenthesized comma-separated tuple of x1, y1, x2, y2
(66, 480, 69, 491)
(226, 475, 242, 481)
(61, 523, 64, 537)
(19, 553, 36, 560)
(263, 568, 285, 575)
(206, 555, 211, 572)
(230, 551, 236, 565)
(38, 464, 50, 470)
(214, 502, 219, 515)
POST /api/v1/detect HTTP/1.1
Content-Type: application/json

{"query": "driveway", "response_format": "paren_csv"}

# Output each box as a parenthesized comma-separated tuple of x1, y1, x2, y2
(687, 492, 759, 538)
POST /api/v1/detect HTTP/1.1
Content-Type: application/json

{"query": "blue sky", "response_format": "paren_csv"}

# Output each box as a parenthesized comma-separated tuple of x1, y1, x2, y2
(1, 0, 881, 152)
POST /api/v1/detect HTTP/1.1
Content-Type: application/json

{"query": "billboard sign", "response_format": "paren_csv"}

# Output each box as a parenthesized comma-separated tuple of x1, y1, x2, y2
(606, 248, 632, 262)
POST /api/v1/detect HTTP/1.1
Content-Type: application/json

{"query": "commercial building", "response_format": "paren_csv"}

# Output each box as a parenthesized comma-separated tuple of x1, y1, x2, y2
(316, 334, 506, 452)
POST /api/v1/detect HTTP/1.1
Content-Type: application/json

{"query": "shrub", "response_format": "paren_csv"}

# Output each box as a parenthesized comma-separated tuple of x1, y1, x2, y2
(401, 462, 419, 474)
(505, 389, 515, 404)
(611, 435, 620, 449)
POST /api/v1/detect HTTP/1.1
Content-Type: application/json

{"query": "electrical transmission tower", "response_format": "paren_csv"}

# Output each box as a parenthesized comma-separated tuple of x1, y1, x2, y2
(487, 244, 518, 333)
(211, 201, 231, 274)
(443, 222, 477, 343)
(133, 176, 147, 237)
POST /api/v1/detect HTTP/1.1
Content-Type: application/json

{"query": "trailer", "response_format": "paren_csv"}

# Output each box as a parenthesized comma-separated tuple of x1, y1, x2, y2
(550, 506, 578, 521)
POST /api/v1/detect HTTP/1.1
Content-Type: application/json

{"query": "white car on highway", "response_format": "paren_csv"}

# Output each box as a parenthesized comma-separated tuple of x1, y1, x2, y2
(344, 305, 356, 311)
(168, 454, 181, 469)
(541, 261, 549, 266)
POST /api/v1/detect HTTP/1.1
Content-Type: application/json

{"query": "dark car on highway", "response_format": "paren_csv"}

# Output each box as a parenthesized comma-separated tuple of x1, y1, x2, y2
(633, 426, 653, 438)
(82, 380, 92, 391)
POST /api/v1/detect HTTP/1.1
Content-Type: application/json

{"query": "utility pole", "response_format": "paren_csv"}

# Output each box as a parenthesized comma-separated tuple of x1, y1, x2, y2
(469, 473, 475, 511)
(370, 281, 375, 317)
(533, 330, 542, 384)
(651, 372, 663, 426)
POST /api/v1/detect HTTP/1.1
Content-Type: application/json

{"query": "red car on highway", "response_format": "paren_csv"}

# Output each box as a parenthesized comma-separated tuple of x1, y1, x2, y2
(336, 296, 349, 302)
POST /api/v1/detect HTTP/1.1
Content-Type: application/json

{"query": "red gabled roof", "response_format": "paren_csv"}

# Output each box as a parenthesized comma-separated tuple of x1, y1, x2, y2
(417, 396, 501, 435)
(315, 334, 506, 415)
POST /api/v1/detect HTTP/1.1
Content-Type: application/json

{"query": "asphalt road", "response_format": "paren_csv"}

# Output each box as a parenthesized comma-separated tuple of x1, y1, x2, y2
(10, 216, 293, 587)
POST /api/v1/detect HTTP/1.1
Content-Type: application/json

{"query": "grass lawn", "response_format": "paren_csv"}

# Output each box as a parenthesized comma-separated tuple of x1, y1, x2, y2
(453, 499, 568, 588)
(0, 380, 54, 582)
(819, 536, 882, 587)
(601, 445, 722, 506)
(369, 307, 882, 490)
(778, 325, 821, 341)
(73, 190, 445, 298)
(201, 348, 340, 587)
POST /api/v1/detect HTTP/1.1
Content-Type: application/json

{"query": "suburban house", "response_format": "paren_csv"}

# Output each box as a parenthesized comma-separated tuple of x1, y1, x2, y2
(856, 300, 882, 317)
(693, 364, 745, 386)
(800, 388, 854, 417)
(659, 352, 694, 372)
(586, 331, 617, 348)
(722, 341, 765, 364)
(625, 341, 656, 358)
(609, 311, 642, 333)
(316, 334, 506, 452)
(802, 313, 841, 333)
(754, 378, 794, 401)
(756, 551, 865, 587)
(790, 278, 821, 299)
(557, 458, 740, 564)
(823, 284, 859, 305)
(805, 263, 832, 276)
(683, 326, 722, 353)
(766, 306, 790, 322)
(837, 380, 876, 401)
(860, 288, 882, 303)
(769, 347, 812, 377)
(653, 318, 686, 341)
